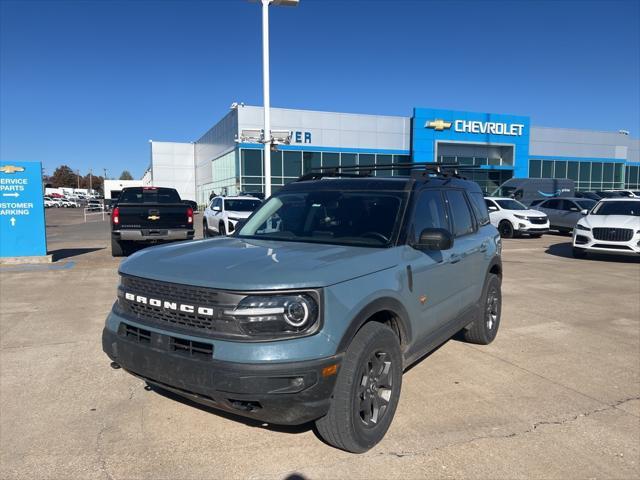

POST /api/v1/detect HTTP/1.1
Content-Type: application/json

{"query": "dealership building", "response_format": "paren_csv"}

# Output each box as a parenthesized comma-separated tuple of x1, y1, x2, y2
(143, 105, 640, 204)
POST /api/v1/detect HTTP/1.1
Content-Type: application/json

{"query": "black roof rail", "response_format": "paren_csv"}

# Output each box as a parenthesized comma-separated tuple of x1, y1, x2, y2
(295, 162, 479, 182)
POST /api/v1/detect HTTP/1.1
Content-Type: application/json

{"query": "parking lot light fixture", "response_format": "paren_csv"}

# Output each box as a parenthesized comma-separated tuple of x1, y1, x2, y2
(251, 0, 299, 198)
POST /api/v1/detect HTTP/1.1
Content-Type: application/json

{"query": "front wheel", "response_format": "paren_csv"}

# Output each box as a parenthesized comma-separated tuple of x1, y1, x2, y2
(315, 323, 402, 453)
(462, 274, 501, 345)
(498, 220, 514, 238)
(111, 238, 125, 257)
(203, 220, 209, 238)
(219, 222, 226, 236)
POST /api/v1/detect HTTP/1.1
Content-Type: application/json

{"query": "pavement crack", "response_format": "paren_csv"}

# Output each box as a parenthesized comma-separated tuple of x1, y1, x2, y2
(96, 424, 115, 480)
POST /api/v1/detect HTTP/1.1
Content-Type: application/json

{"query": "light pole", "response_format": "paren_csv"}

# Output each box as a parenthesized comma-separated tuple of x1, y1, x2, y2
(256, 0, 299, 198)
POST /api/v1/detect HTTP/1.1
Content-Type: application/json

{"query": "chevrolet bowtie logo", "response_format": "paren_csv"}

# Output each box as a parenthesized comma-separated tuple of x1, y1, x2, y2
(148, 215, 160, 221)
(0, 165, 25, 174)
(425, 119, 452, 131)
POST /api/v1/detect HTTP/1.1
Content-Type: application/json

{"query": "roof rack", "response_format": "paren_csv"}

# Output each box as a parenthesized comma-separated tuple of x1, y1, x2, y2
(296, 162, 479, 182)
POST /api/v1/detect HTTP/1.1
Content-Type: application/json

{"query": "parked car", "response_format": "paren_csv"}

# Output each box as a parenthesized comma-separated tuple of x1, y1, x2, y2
(86, 200, 103, 212)
(572, 198, 640, 258)
(102, 167, 503, 453)
(203, 195, 262, 237)
(44, 197, 56, 208)
(110, 186, 194, 256)
(532, 197, 597, 233)
(484, 197, 549, 238)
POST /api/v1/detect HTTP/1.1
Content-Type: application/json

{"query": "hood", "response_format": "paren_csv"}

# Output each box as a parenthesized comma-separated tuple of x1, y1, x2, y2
(581, 215, 640, 229)
(226, 210, 252, 219)
(521, 209, 546, 217)
(119, 237, 401, 290)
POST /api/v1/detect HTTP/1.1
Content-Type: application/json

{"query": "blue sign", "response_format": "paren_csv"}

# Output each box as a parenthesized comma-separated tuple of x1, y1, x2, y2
(0, 161, 47, 258)
(412, 108, 531, 178)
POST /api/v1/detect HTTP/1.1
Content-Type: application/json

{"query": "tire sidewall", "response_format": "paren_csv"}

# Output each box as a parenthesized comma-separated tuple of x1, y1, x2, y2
(499, 220, 514, 238)
(482, 274, 502, 343)
(343, 324, 403, 451)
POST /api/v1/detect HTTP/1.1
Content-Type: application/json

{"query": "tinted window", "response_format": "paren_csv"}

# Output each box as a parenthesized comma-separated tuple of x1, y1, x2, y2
(468, 192, 490, 225)
(592, 201, 640, 216)
(542, 199, 560, 209)
(445, 190, 475, 237)
(576, 200, 596, 210)
(485, 199, 498, 209)
(496, 199, 527, 210)
(411, 190, 448, 243)
(559, 200, 579, 211)
(119, 188, 181, 203)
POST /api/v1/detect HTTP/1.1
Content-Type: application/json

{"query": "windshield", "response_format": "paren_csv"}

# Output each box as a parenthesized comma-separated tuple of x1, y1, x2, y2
(225, 199, 261, 212)
(496, 199, 527, 210)
(237, 189, 407, 247)
(591, 201, 640, 216)
(576, 200, 596, 210)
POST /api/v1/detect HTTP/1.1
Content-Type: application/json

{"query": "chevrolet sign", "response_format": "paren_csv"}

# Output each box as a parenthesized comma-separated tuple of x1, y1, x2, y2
(425, 119, 525, 136)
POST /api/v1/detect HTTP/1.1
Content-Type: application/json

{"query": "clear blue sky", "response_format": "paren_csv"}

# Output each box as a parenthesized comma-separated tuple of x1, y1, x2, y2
(1, 0, 638, 179)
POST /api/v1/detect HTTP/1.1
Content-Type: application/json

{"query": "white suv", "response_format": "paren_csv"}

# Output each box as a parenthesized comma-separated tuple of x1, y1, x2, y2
(203, 195, 262, 237)
(572, 198, 640, 258)
(485, 197, 549, 238)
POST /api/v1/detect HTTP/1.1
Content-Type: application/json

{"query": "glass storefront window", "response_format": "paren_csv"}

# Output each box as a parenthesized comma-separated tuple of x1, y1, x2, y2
(590, 162, 603, 190)
(271, 151, 282, 177)
(303, 152, 321, 173)
(529, 160, 542, 178)
(376, 154, 392, 176)
(393, 155, 410, 176)
(579, 162, 591, 182)
(322, 152, 339, 168)
(457, 157, 474, 166)
(283, 151, 302, 177)
(341, 153, 357, 167)
(614, 164, 623, 186)
(473, 157, 488, 166)
(567, 161, 579, 180)
(358, 154, 375, 167)
(555, 161, 567, 179)
(542, 160, 554, 178)
(488, 157, 501, 166)
(603, 163, 614, 183)
(241, 149, 262, 177)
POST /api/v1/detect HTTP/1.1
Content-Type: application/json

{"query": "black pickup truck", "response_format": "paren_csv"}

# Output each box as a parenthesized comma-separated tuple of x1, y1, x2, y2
(110, 187, 194, 256)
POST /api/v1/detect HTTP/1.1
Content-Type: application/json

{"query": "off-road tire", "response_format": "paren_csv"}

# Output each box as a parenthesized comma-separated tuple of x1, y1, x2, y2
(462, 274, 501, 345)
(498, 220, 514, 238)
(315, 322, 402, 453)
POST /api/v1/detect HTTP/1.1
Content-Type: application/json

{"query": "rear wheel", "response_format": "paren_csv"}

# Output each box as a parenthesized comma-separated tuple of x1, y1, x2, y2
(462, 274, 501, 345)
(572, 247, 587, 259)
(315, 322, 402, 453)
(498, 220, 514, 238)
(111, 238, 125, 257)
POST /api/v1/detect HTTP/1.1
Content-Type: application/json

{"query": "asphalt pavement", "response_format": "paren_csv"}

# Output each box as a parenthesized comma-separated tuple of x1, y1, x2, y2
(1, 208, 638, 479)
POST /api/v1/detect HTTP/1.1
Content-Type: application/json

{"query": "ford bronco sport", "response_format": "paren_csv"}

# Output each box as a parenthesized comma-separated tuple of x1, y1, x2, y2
(103, 164, 502, 453)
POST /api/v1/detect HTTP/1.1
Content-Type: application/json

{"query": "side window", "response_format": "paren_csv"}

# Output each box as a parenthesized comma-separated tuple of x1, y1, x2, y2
(410, 190, 448, 244)
(445, 190, 475, 237)
(543, 199, 560, 209)
(558, 199, 573, 211)
(468, 192, 490, 225)
(565, 200, 580, 212)
(485, 199, 497, 209)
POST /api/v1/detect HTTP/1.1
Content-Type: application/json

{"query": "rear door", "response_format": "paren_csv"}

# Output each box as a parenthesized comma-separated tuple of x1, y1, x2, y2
(557, 199, 583, 229)
(537, 199, 561, 226)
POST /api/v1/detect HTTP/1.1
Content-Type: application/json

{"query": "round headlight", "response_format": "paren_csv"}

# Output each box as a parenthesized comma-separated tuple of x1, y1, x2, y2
(284, 298, 310, 327)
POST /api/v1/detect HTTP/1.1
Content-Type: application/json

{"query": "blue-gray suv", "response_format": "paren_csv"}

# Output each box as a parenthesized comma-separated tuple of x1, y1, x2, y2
(102, 165, 503, 453)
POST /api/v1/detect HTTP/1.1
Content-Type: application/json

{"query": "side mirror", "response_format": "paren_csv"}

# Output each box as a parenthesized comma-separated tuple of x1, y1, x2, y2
(580, 209, 588, 215)
(414, 228, 454, 251)
(488, 205, 498, 211)
(570, 207, 579, 212)
(213, 206, 221, 212)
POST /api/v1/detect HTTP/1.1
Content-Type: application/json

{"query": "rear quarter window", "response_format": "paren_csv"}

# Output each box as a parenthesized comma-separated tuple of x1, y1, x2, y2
(469, 192, 491, 225)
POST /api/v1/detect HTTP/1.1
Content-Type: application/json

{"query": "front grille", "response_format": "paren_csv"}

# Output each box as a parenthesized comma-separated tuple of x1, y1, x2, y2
(118, 275, 246, 338)
(592, 228, 633, 242)
(529, 217, 547, 225)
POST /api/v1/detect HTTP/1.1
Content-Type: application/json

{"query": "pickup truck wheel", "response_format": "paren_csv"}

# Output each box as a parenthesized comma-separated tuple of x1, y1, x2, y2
(498, 220, 514, 238)
(462, 274, 501, 345)
(315, 322, 402, 453)
(111, 238, 125, 257)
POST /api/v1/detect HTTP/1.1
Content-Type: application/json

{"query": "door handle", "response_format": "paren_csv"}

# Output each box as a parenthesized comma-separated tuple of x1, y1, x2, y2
(479, 241, 489, 253)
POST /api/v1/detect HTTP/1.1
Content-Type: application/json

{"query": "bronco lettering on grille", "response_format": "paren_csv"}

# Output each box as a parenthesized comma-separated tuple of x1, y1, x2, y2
(124, 292, 215, 317)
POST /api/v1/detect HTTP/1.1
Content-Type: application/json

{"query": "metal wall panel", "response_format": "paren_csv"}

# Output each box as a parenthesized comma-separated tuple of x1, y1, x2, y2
(530, 126, 635, 160)
(149, 141, 196, 201)
(194, 109, 239, 187)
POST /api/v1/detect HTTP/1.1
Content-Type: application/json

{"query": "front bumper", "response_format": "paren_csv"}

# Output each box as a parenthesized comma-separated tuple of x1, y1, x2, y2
(102, 327, 341, 425)
(514, 218, 549, 233)
(113, 229, 195, 242)
(573, 230, 640, 255)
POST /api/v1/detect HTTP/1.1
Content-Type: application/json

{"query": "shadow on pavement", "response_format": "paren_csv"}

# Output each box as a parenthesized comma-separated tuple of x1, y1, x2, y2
(145, 383, 315, 435)
(545, 241, 640, 264)
(50, 247, 105, 261)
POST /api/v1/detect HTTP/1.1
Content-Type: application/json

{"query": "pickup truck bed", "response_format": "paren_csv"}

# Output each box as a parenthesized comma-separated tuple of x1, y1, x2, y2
(111, 187, 194, 256)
